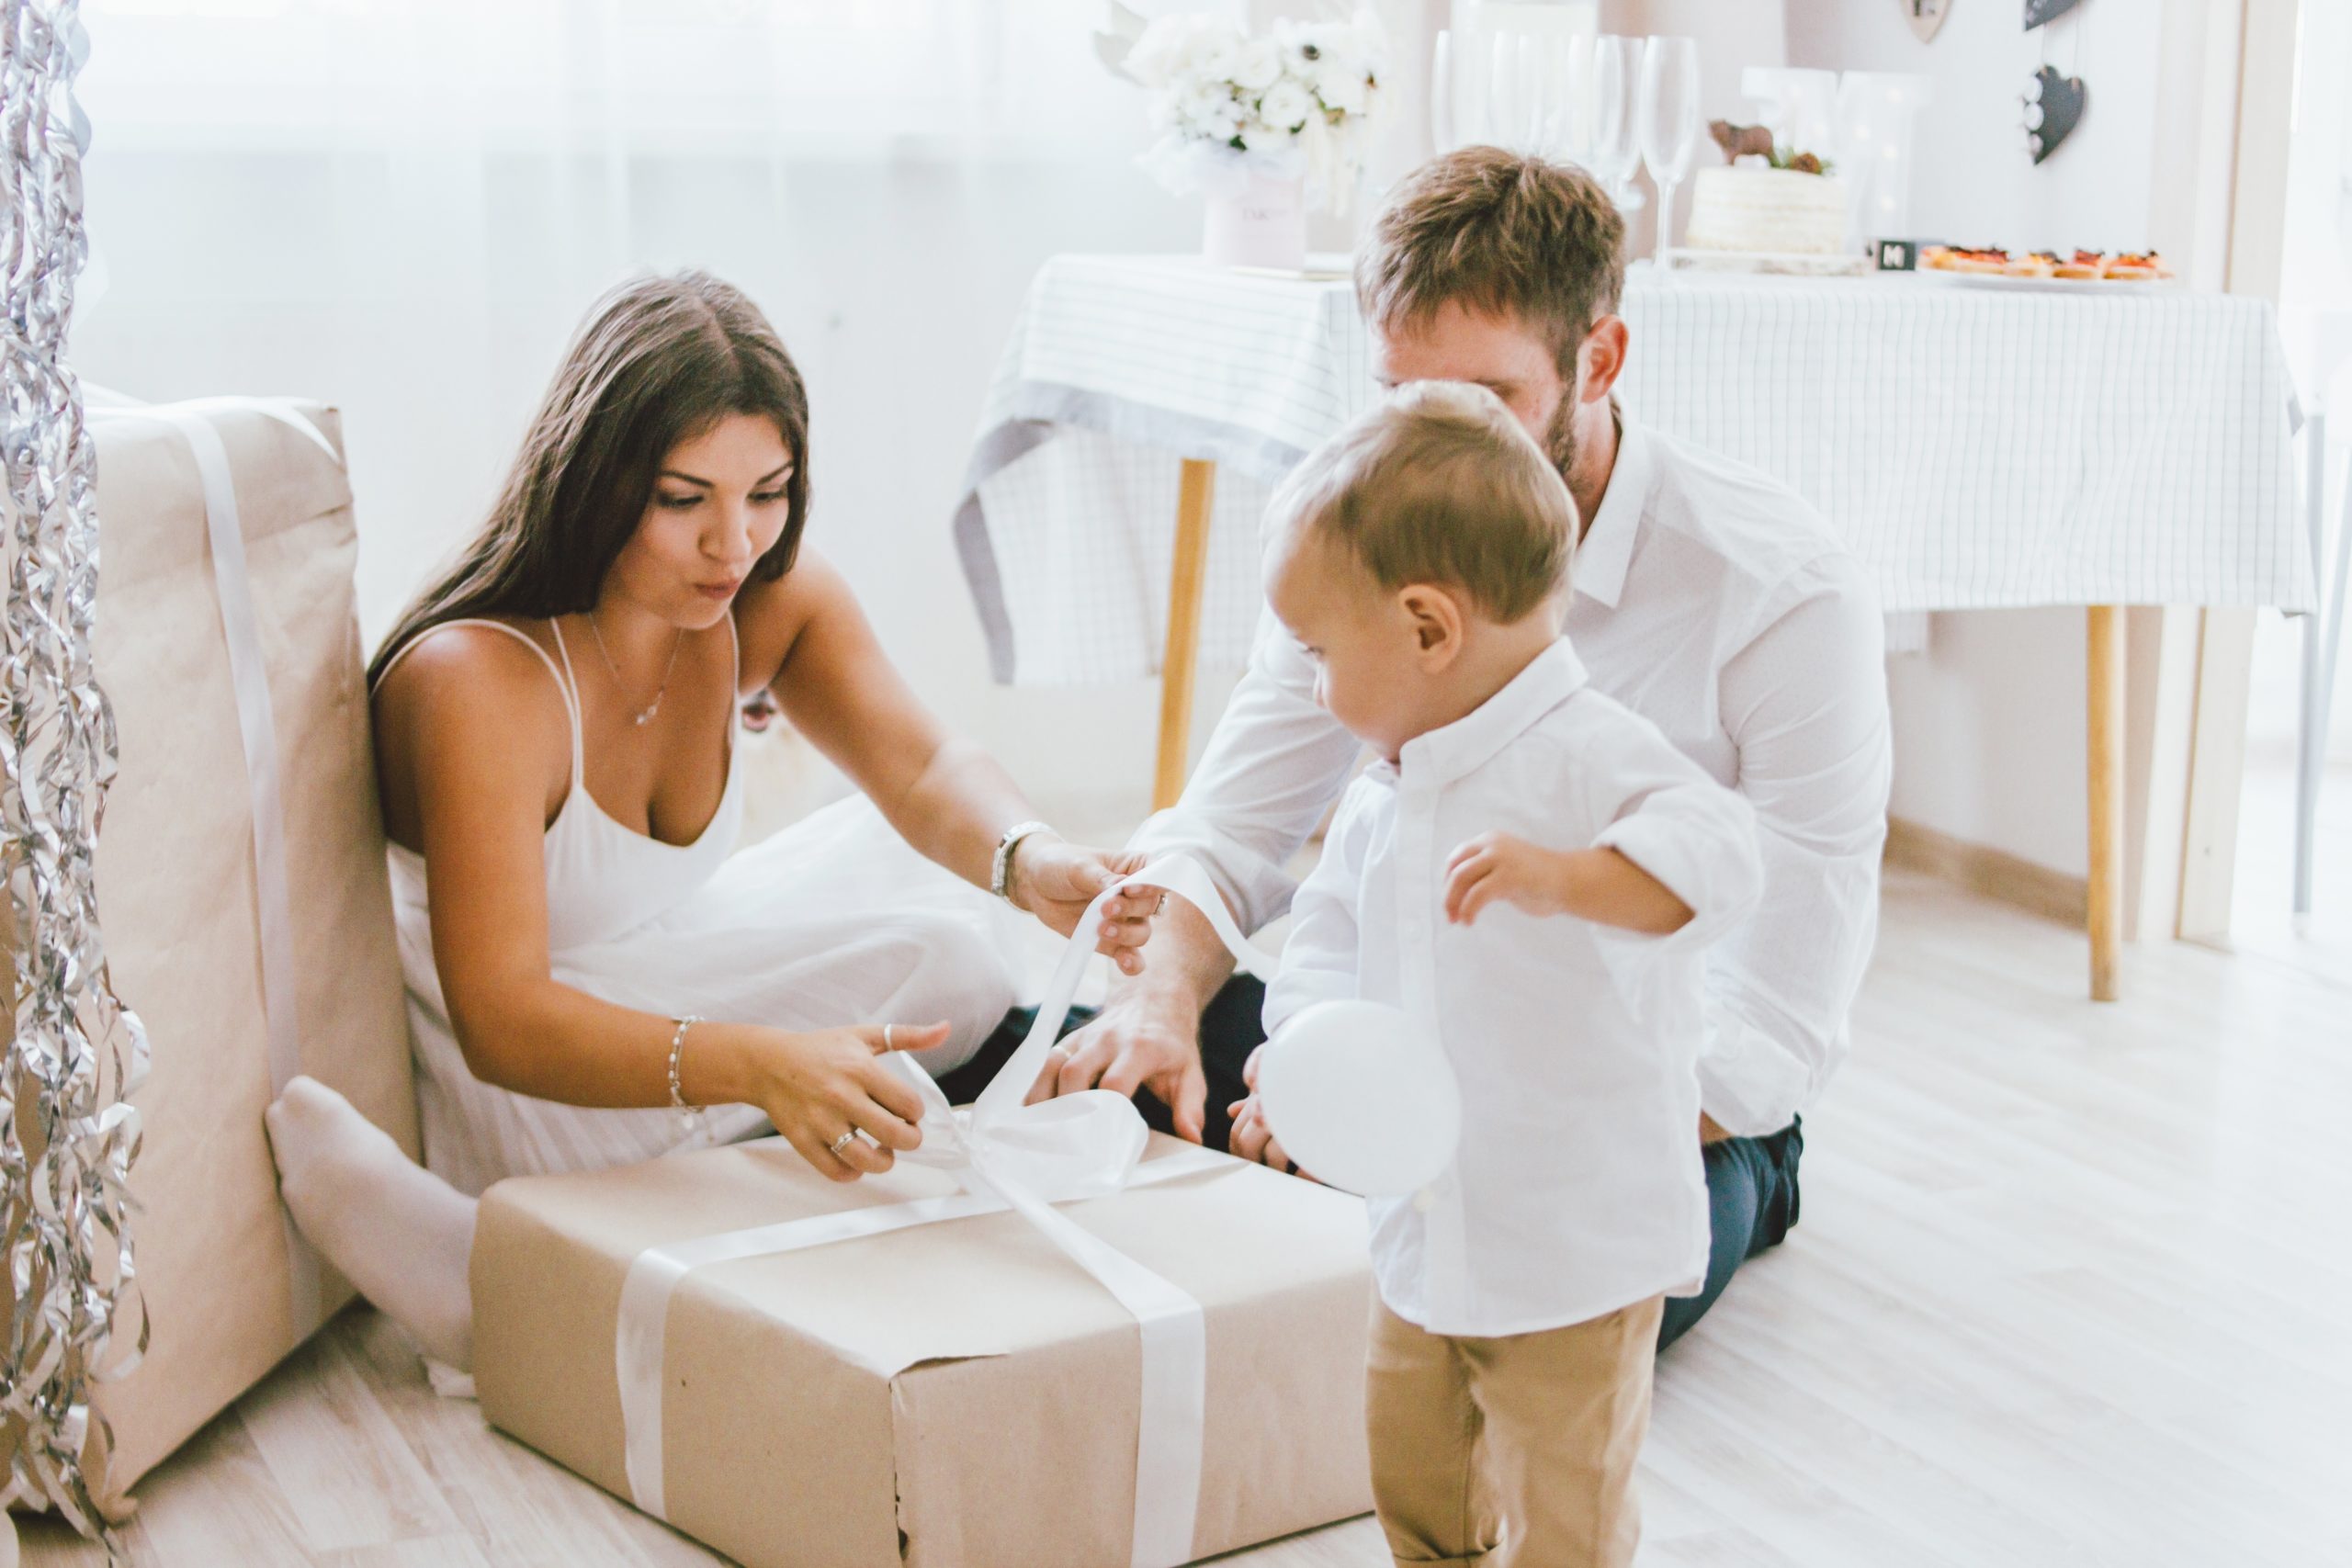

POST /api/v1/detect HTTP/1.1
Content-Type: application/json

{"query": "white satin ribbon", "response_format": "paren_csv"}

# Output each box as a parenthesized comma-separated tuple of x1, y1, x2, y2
(92, 398, 345, 1336)
(972, 853, 1280, 1128)
(614, 855, 1280, 1568)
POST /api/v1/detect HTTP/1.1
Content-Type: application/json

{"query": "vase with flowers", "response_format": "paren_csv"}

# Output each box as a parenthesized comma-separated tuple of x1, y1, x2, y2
(1123, 10, 1387, 271)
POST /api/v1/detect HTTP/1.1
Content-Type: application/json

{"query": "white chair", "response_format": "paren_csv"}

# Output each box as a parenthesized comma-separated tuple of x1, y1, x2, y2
(2291, 310, 2352, 915)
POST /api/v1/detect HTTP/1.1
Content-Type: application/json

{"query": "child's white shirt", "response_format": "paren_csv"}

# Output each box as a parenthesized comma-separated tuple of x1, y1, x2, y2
(1267, 639, 1763, 1337)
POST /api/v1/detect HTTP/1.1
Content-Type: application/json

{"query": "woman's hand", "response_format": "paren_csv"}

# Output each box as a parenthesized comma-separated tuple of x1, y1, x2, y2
(1008, 836, 1159, 976)
(742, 1021, 945, 1182)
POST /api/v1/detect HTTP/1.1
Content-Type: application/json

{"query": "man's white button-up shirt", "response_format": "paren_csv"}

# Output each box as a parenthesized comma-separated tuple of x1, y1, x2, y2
(1136, 420, 1893, 1136)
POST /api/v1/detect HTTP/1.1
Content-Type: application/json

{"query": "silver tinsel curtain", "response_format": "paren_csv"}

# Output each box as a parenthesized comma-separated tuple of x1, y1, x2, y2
(0, 0, 148, 1544)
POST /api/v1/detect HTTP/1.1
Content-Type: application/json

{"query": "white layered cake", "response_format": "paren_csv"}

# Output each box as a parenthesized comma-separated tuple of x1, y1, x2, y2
(1683, 167, 1849, 255)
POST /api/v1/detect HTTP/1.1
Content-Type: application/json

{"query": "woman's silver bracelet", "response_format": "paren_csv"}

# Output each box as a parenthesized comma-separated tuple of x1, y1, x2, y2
(991, 819, 1053, 904)
(668, 1014, 707, 1141)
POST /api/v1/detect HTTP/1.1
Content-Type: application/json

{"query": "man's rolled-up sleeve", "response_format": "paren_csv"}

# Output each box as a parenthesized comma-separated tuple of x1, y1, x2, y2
(1699, 561, 1893, 1137)
(1128, 606, 1364, 936)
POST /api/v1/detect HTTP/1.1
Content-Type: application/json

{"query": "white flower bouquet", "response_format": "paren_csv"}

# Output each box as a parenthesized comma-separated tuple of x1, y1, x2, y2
(1125, 8, 1387, 215)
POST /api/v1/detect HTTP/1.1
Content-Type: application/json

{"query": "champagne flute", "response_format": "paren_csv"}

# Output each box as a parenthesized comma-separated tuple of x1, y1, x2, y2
(1522, 32, 1579, 161)
(1549, 32, 1597, 165)
(1491, 30, 1576, 157)
(1638, 35, 1703, 263)
(1518, 34, 1557, 154)
(1430, 29, 1454, 152)
(1588, 36, 1644, 214)
(1487, 33, 1530, 153)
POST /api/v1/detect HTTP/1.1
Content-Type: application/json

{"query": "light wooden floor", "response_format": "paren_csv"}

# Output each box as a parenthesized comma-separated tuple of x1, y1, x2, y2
(17, 866, 2352, 1568)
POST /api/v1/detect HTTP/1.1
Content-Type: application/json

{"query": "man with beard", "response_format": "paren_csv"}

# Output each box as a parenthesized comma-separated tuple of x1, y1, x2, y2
(1037, 146, 1894, 1348)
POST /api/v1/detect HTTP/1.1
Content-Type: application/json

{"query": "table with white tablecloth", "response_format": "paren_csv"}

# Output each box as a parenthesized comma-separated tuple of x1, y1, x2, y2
(953, 255, 2314, 998)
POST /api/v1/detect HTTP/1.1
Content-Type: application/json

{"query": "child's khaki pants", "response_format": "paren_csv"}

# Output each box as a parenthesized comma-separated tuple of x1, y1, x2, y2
(1365, 1293, 1664, 1568)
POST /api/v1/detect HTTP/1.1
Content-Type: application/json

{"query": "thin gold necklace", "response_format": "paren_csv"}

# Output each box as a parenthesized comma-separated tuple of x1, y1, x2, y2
(587, 610, 684, 728)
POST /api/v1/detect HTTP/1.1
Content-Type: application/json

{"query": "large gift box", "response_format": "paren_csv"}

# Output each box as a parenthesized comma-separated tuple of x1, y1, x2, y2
(473, 1123, 1377, 1567)
(23, 397, 420, 1504)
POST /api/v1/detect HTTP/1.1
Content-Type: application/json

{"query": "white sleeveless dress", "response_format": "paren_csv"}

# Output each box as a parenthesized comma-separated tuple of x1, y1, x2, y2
(379, 618, 1020, 1198)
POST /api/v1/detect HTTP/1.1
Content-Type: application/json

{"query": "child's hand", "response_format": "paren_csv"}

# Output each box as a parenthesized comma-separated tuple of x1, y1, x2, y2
(1227, 1045, 1317, 1181)
(1444, 836, 1696, 934)
(1227, 1093, 1304, 1176)
(1442, 831, 1570, 925)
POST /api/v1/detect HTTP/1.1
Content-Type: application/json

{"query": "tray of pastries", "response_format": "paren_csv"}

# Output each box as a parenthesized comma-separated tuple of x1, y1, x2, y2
(1915, 245, 2177, 291)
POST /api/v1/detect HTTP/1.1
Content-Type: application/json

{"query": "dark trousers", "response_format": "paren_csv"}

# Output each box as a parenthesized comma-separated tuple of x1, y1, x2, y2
(938, 976, 1803, 1351)
(1658, 1118, 1804, 1350)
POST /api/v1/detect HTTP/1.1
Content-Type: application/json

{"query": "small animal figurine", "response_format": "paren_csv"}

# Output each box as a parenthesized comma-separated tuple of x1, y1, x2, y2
(1709, 120, 1776, 164)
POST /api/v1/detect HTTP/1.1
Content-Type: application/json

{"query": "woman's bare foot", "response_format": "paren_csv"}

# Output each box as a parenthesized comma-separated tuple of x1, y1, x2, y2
(266, 1076, 477, 1371)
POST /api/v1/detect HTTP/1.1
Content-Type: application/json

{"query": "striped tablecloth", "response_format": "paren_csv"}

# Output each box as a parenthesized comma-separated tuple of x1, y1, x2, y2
(955, 255, 2313, 685)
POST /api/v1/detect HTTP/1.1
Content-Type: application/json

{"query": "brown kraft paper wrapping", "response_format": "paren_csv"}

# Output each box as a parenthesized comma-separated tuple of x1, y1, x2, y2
(59, 400, 418, 1504)
(473, 1133, 1375, 1567)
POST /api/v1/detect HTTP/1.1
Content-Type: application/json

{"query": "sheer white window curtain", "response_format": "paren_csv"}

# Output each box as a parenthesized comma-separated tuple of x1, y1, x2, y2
(71, 0, 1176, 639)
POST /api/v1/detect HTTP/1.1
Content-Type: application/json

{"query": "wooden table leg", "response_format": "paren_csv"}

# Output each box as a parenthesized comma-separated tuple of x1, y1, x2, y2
(1153, 458, 1217, 811)
(2087, 604, 2126, 1001)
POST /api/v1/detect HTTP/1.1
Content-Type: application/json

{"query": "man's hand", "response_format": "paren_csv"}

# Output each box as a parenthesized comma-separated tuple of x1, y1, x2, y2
(1227, 1043, 1316, 1179)
(1024, 982, 1211, 1142)
(1007, 836, 1158, 977)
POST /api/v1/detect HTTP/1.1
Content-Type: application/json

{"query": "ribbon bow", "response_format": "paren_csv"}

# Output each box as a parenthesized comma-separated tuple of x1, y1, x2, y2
(616, 855, 1279, 1568)
(886, 855, 1278, 1200)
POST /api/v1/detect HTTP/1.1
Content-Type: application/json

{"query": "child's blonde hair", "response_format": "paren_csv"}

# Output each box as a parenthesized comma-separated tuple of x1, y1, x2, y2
(1272, 380, 1576, 623)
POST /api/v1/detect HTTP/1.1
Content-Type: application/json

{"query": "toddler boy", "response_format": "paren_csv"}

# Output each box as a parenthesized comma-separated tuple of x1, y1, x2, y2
(1231, 381, 1763, 1568)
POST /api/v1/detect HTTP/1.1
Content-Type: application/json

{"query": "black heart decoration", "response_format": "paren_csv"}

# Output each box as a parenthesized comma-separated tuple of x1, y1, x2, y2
(2024, 0, 2085, 28)
(2022, 65, 2086, 165)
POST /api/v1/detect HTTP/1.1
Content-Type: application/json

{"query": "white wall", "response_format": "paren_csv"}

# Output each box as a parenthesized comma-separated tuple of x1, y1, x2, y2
(69, 1, 2247, 872)
(1789, 0, 2170, 878)
(1789, 0, 2162, 250)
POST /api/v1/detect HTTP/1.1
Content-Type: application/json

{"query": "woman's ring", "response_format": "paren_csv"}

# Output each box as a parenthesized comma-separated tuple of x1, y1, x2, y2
(829, 1129, 858, 1157)
(883, 1024, 896, 1051)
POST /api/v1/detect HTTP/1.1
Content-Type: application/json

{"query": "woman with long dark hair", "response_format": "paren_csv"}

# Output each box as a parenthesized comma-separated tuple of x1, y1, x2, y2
(266, 271, 1156, 1375)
